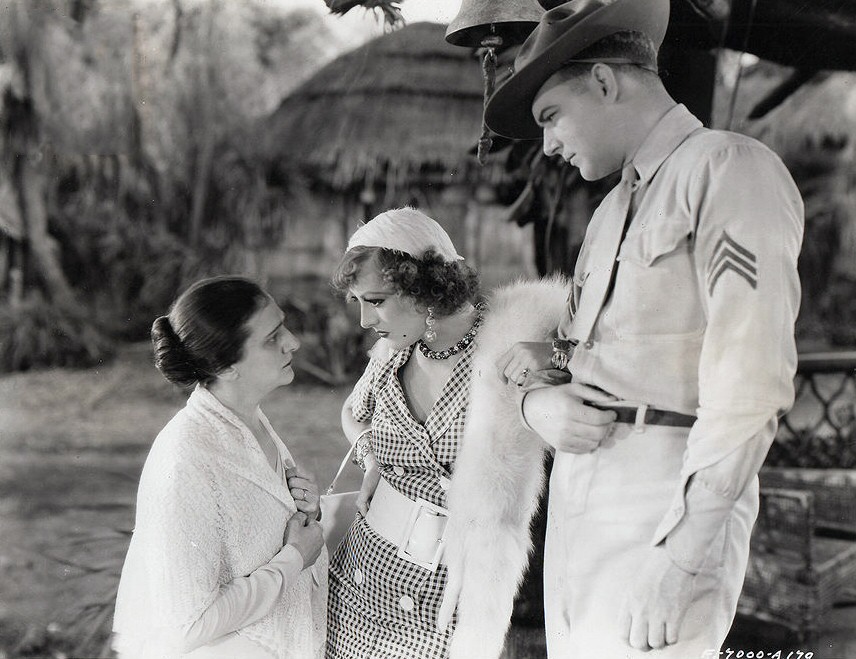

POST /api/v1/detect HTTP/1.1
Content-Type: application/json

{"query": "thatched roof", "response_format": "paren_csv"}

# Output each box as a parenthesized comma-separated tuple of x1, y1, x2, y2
(750, 74, 856, 163)
(262, 22, 492, 190)
(724, 63, 856, 167)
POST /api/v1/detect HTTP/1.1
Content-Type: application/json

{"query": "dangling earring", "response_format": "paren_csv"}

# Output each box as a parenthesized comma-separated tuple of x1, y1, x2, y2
(424, 307, 437, 343)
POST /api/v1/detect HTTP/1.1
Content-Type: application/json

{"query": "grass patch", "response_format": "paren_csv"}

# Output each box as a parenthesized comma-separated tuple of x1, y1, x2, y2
(0, 342, 356, 657)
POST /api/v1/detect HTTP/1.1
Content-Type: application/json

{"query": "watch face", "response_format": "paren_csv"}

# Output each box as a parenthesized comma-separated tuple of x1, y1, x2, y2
(552, 338, 573, 351)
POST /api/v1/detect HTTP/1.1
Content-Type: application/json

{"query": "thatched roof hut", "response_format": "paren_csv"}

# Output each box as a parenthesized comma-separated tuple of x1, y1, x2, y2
(262, 21, 495, 192)
(742, 72, 856, 167)
(723, 64, 856, 290)
(714, 61, 855, 164)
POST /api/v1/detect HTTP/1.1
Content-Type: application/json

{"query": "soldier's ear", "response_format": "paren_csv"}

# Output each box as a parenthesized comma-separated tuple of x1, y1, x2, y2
(589, 63, 619, 103)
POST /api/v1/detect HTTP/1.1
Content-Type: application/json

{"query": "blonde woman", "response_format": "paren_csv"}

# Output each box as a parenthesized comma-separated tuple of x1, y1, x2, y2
(326, 209, 568, 659)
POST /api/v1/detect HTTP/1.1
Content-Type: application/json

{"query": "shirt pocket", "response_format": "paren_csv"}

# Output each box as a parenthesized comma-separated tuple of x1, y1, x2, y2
(610, 221, 703, 338)
(618, 221, 691, 267)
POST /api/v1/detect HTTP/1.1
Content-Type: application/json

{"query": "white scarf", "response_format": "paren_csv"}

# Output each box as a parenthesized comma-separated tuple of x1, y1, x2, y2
(347, 207, 463, 261)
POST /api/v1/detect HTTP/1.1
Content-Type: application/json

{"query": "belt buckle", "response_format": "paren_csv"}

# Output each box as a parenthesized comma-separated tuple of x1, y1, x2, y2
(396, 497, 449, 571)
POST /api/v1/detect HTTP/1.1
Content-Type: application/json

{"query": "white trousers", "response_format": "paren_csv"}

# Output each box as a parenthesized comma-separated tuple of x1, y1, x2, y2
(543, 424, 758, 659)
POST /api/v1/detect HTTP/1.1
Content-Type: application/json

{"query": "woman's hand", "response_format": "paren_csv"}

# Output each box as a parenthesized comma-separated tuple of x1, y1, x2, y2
(497, 341, 554, 386)
(283, 511, 324, 569)
(356, 453, 381, 516)
(286, 466, 320, 520)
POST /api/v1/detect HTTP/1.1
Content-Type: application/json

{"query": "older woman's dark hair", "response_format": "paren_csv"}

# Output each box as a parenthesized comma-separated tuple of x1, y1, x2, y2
(332, 247, 479, 316)
(151, 276, 269, 387)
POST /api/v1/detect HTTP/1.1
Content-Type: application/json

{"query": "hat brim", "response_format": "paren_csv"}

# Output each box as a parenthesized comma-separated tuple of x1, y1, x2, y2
(484, 0, 669, 140)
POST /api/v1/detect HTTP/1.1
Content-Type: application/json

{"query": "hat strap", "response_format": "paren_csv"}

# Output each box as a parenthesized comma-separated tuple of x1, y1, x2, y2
(562, 57, 658, 74)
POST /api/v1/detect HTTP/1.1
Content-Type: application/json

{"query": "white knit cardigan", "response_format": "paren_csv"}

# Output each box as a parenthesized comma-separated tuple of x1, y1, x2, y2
(113, 386, 327, 659)
(440, 277, 571, 659)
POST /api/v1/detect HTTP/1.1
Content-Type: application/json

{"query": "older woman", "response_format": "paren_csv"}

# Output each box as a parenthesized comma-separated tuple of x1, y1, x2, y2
(113, 276, 327, 659)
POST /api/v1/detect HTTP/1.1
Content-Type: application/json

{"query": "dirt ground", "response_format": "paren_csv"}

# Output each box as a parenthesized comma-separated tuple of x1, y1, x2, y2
(0, 343, 360, 658)
(1, 343, 855, 658)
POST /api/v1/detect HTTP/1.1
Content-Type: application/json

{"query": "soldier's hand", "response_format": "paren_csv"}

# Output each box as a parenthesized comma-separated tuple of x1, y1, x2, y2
(618, 546, 694, 651)
(521, 383, 616, 453)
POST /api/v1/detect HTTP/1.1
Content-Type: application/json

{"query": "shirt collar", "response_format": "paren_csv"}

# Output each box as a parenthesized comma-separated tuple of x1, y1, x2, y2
(630, 104, 703, 185)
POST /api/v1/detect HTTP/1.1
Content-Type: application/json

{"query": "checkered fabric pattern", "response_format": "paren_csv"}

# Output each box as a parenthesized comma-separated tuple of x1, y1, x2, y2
(349, 345, 469, 508)
(327, 344, 470, 659)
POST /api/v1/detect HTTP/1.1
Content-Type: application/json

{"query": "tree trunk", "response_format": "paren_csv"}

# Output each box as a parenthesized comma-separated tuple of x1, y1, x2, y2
(188, 0, 219, 248)
(189, 134, 216, 247)
(8, 243, 25, 308)
(2, 1, 77, 305)
(17, 154, 75, 304)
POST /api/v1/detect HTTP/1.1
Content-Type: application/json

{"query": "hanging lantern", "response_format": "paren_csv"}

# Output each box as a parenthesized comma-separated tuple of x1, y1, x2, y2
(445, 0, 543, 164)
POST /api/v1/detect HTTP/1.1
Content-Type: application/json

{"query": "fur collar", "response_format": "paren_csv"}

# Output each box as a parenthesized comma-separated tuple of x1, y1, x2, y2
(439, 277, 571, 659)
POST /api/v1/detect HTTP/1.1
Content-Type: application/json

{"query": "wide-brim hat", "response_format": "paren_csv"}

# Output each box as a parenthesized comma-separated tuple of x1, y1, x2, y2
(484, 0, 670, 140)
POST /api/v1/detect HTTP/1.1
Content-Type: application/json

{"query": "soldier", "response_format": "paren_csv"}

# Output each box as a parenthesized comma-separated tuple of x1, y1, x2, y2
(487, 0, 804, 656)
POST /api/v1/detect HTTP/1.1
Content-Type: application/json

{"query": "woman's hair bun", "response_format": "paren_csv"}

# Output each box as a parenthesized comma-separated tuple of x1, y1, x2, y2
(151, 315, 204, 387)
(150, 276, 269, 388)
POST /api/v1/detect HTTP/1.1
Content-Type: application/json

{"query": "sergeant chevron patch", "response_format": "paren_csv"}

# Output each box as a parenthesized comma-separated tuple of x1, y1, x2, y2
(707, 230, 757, 296)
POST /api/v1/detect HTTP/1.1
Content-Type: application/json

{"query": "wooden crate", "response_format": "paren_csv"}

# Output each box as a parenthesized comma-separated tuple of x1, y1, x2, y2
(739, 487, 856, 641)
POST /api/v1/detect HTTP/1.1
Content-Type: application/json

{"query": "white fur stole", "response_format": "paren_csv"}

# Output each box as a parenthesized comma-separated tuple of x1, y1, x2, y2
(439, 276, 571, 659)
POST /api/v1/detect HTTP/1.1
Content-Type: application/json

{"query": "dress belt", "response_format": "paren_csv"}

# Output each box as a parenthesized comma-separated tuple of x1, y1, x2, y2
(364, 476, 449, 571)
(589, 401, 697, 429)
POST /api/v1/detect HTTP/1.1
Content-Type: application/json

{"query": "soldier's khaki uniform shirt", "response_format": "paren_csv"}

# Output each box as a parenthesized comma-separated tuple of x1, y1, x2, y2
(559, 102, 804, 552)
(543, 104, 803, 656)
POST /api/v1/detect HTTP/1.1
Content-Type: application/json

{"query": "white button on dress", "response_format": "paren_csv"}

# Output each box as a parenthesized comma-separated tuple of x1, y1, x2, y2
(398, 595, 415, 611)
(393, 466, 405, 476)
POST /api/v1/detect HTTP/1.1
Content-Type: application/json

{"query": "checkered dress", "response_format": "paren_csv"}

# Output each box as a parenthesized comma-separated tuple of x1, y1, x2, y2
(327, 343, 472, 659)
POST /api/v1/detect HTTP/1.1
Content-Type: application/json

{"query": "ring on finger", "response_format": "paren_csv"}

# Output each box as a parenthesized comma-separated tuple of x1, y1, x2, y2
(516, 368, 531, 387)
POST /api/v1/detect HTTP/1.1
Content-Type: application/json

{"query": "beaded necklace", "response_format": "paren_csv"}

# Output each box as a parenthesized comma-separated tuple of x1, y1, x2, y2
(417, 303, 486, 360)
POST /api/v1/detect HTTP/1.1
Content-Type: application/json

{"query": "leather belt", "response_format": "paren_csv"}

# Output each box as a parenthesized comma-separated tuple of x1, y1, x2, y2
(364, 477, 449, 571)
(590, 402, 697, 429)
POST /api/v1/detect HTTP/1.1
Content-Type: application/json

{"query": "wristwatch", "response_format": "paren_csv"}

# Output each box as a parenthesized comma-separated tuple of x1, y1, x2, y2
(551, 338, 575, 371)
